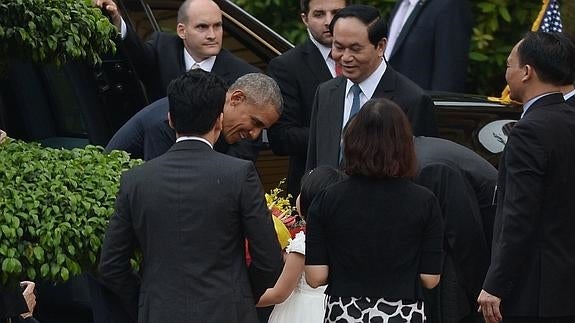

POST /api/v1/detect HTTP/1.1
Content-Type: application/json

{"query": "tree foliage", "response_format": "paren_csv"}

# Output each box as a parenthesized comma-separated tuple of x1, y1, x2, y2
(0, 0, 116, 69)
(0, 140, 141, 287)
(233, 0, 556, 96)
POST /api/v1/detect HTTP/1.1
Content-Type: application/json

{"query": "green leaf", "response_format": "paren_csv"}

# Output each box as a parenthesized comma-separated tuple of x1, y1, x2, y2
(33, 246, 44, 261)
(60, 267, 69, 281)
(27, 267, 36, 280)
(499, 7, 511, 22)
(57, 253, 66, 265)
(40, 264, 50, 277)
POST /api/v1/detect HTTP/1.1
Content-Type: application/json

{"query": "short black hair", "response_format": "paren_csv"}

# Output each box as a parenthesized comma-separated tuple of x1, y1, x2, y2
(328, 4, 387, 47)
(518, 32, 575, 86)
(300, 0, 350, 14)
(299, 166, 346, 218)
(167, 70, 228, 135)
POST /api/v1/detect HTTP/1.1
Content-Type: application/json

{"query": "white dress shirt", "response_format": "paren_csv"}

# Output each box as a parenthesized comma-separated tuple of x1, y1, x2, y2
(308, 30, 339, 78)
(183, 50, 216, 72)
(342, 58, 388, 129)
(385, 0, 418, 59)
(176, 136, 213, 149)
(564, 88, 575, 102)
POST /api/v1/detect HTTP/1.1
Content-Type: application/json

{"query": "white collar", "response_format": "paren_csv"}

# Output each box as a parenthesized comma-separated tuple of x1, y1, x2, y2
(521, 92, 557, 118)
(308, 29, 332, 61)
(345, 58, 387, 99)
(564, 88, 575, 101)
(183, 49, 216, 72)
(176, 136, 213, 149)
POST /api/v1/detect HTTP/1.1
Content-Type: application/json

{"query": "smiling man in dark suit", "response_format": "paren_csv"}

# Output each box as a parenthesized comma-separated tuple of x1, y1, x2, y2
(96, 0, 259, 101)
(99, 71, 283, 323)
(105, 72, 282, 162)
(385, 0, 473, 92)
(267, 0, 348, 199)
(478, 32, 575, 323)
(306, 4, 438, 170)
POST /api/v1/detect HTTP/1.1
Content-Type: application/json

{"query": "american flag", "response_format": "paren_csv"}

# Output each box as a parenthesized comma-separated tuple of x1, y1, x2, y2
(539, 0, 563, 32)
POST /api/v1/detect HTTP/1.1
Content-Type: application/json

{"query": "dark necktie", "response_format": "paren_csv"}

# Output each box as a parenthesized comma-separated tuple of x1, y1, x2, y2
(349, 84, 362, 119)
(340, 84, 362, 165)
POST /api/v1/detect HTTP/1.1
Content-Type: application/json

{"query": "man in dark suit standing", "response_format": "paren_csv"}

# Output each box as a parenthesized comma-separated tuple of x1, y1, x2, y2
(95, 0, 259, 100)
(267, 0, 348, 199)
(478, 32, 575, 323)
(105, 72, 282, 161)
(99, 71, 283, 323)
(385, 0, 473, 92)
(306, 4, 438, 170)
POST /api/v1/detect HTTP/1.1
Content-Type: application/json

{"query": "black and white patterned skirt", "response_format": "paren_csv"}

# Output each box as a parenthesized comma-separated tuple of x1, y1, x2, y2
(324, 295, 425, 322)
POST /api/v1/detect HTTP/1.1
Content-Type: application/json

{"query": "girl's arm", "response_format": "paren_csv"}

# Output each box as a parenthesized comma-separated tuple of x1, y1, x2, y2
(420, 274, 441, 289)
(256, 252, 305, 307)
(305, 265, 328, 288)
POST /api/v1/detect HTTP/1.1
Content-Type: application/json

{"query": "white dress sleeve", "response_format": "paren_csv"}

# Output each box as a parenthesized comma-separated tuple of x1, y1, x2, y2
(285, 231, 305, 255)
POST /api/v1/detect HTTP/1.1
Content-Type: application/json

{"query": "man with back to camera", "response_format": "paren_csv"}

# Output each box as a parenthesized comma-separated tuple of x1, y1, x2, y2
(478, 32, 575, 323)
(306, 4, 438, 171)
(95, 0, 259, 101)
(99, 70, 283, 323)
(414, 135, 497, 323)
(267, 0, 349, 200)
(105, 72, 283, 162)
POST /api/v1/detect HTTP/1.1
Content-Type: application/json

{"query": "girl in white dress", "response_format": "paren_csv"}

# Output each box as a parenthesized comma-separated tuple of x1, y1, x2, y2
(257, 166, 346, 323)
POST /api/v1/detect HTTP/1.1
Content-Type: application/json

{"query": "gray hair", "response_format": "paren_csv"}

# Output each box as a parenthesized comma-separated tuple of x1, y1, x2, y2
(229, 73, 283, 114)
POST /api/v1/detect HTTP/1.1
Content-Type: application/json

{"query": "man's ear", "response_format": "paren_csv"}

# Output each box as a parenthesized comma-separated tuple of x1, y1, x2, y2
(177, 23, 186, 40)
(300, 12, 309, 27)
(522, 64, 533, 82)
(214, 113, 224, 132)
(377, 39, 386, 58)
(229, 90, 246, 106)
(167, 112, 175, 129)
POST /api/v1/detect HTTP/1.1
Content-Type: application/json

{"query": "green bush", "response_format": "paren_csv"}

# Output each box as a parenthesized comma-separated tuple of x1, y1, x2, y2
(0, 140, 142, 287)
(0, 0, 116, 67)
(468, 1, 540, 95)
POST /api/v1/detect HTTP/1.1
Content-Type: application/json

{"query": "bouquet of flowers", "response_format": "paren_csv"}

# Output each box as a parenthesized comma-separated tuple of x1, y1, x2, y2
(245, 180, 305, 265)
(266, 179, 305, 240)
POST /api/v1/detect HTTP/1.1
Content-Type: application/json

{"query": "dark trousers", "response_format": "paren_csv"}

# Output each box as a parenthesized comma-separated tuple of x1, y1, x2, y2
(504, 317, 575, 323)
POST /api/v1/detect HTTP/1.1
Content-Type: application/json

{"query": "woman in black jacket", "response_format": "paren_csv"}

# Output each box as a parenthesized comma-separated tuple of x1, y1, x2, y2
(305, 98, 444, 322)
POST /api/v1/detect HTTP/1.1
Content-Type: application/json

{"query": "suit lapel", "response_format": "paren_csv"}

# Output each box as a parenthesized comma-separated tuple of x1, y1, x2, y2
(390, 0, 430, 59)
(302, 39, 332, 82)
(566, 95, 575, 107)
(176, 40, 186, 75)
(373, 66, 397, 100)
(212, 49, 232, 81)
(327, 78, 347, 166)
